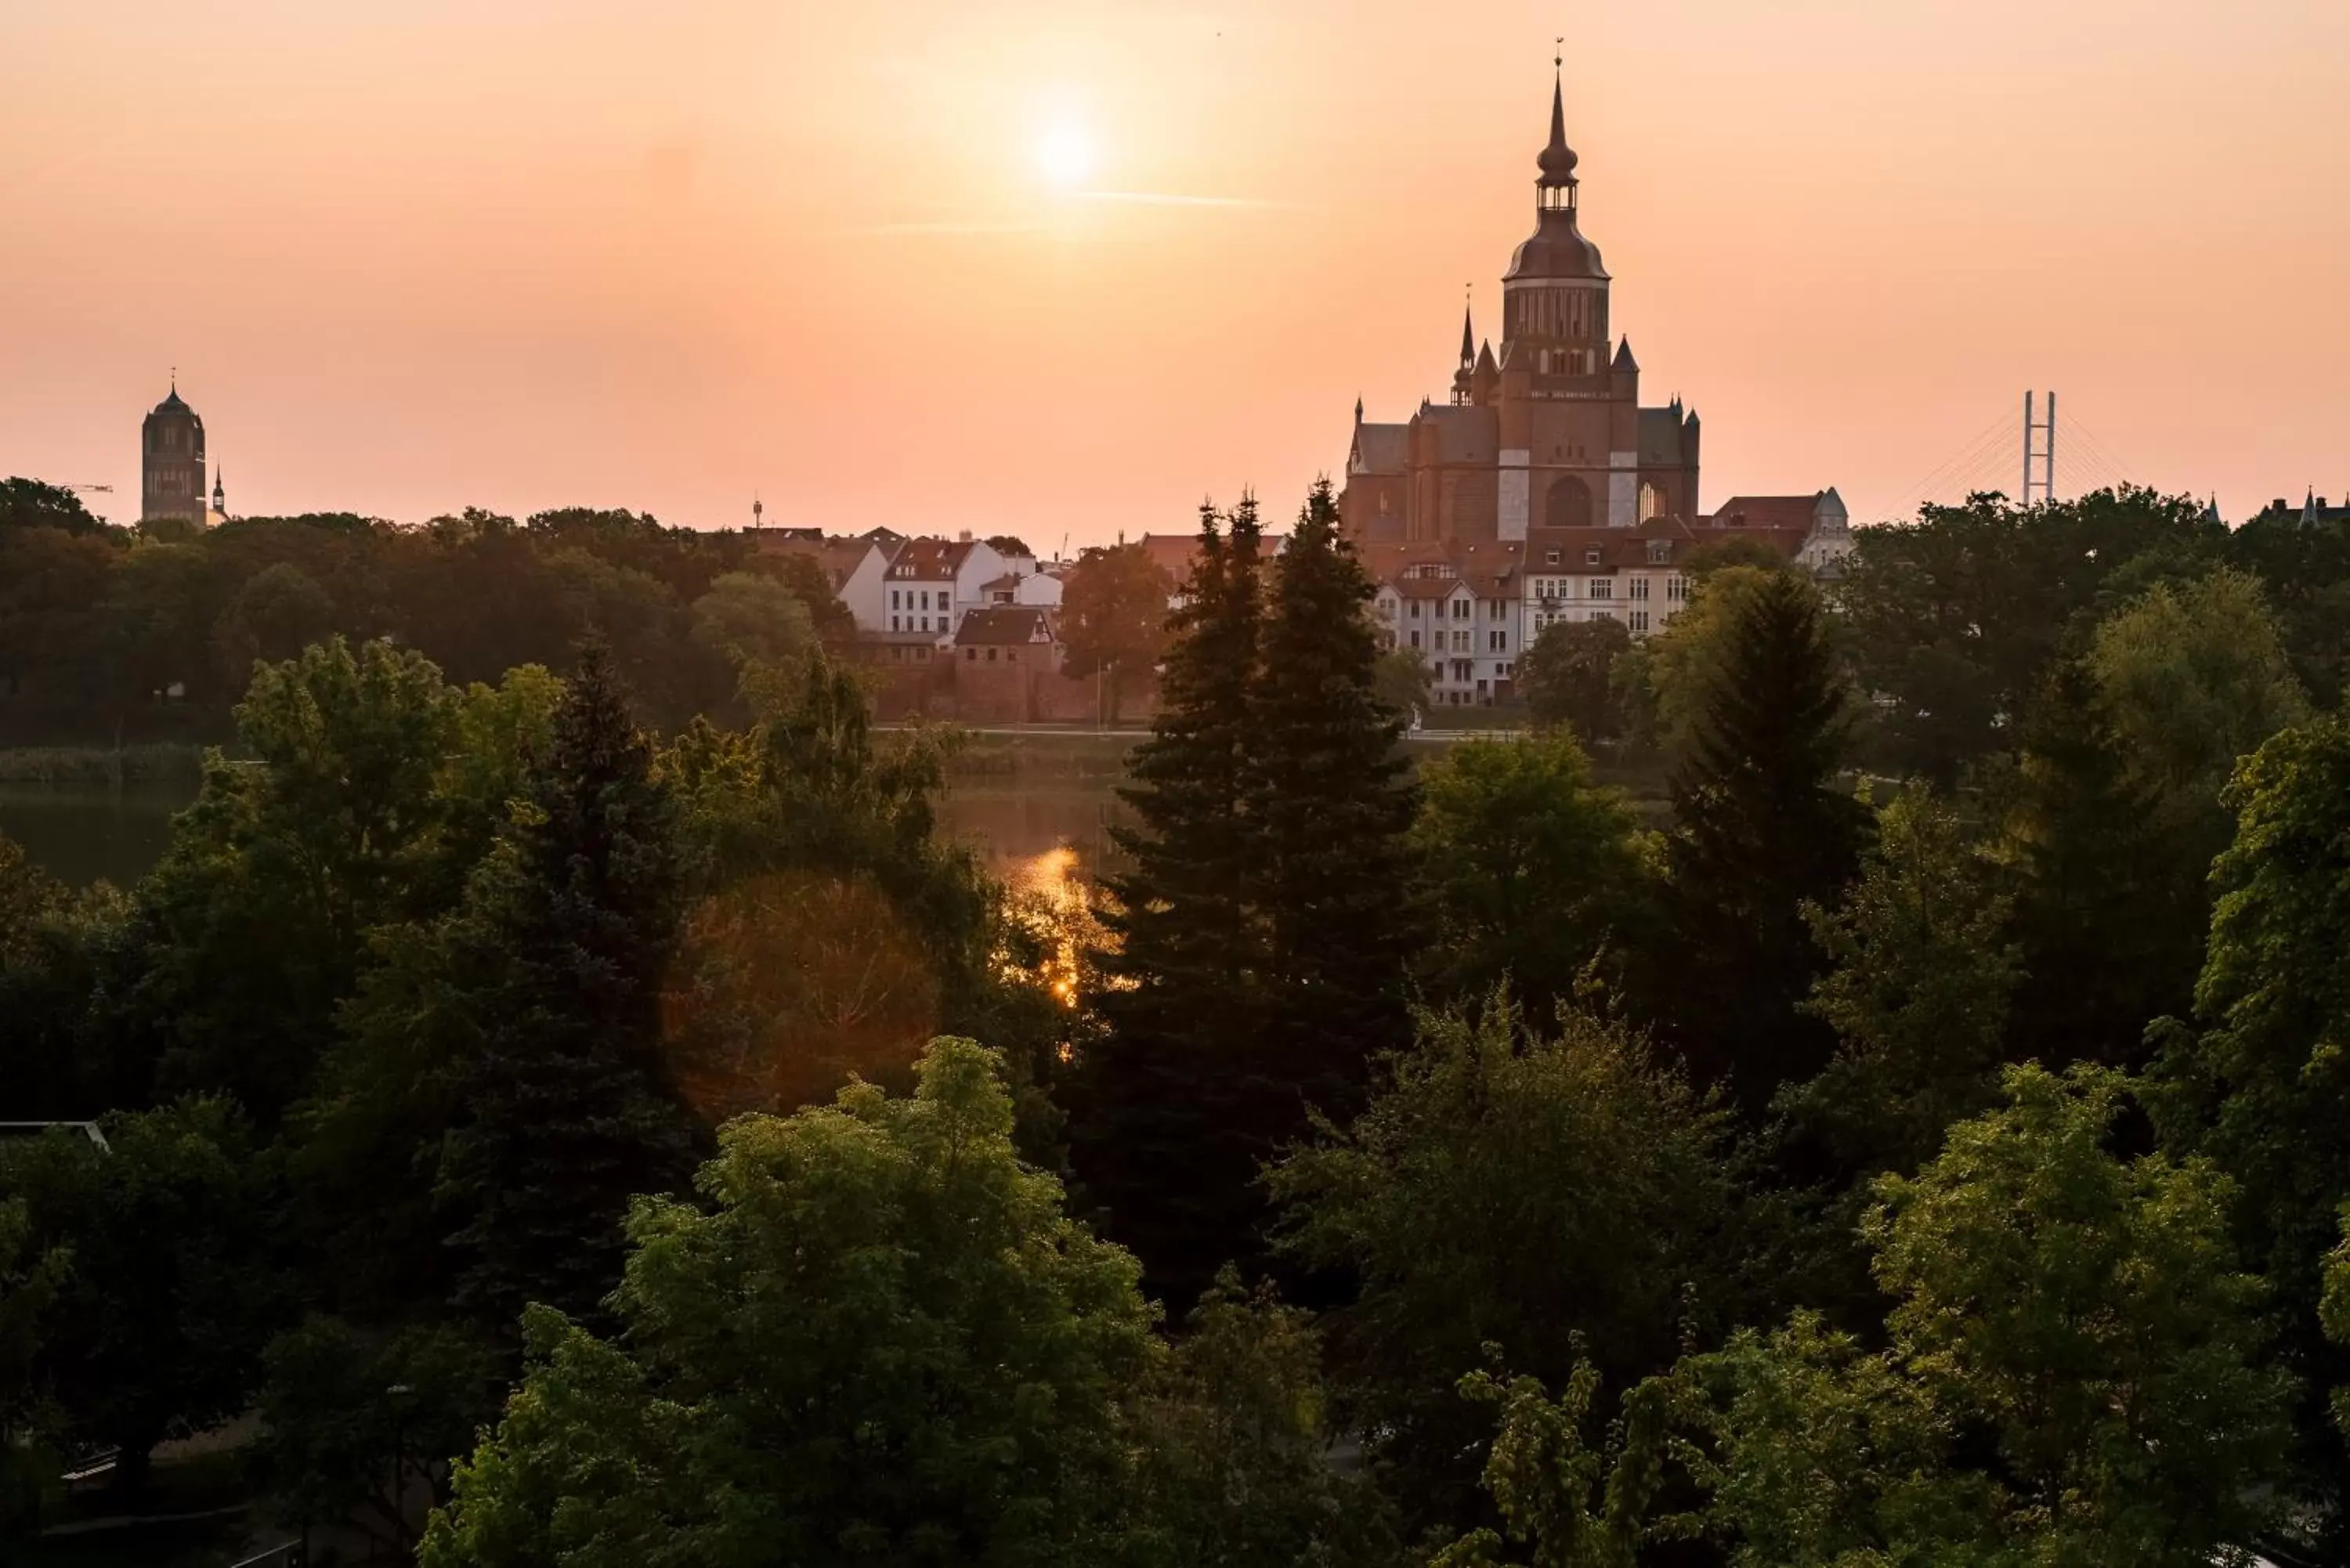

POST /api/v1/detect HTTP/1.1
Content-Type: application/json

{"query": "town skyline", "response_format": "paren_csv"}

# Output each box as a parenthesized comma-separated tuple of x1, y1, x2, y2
(4, 0, 2345, 541)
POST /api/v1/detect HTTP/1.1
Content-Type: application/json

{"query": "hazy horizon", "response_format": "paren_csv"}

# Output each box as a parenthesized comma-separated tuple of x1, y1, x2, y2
(4, 0, 2345, 541)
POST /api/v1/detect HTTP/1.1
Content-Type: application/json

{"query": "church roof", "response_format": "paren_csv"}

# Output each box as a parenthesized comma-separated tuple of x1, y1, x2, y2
(1413, 404, 1497, 464)
(148, 386, 197, 419)
(1352, 422, 1411, 476)
(1506, 210, 1608, 282)
(1638, 406, 1690, 466)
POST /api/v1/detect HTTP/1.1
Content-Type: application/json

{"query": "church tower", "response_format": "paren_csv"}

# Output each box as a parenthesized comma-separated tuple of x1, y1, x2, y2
(141, 381, 208, 529)
(1339, 63, 1701, 546)
(1494, 65, 1633, 538)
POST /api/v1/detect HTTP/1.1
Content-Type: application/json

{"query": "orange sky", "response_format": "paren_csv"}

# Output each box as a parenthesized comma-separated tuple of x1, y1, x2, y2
(2, 0, 2345, 544)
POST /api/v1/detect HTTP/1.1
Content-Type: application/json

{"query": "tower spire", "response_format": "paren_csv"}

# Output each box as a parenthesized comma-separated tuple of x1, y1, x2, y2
(1537, 43, 1579, 204)
(1459, 287, 1476, 370)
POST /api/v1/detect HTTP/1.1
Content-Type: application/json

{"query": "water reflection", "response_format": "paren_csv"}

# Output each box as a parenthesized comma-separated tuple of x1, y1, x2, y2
(0, 782, 186, 889)
(0, 770, 1140, 896)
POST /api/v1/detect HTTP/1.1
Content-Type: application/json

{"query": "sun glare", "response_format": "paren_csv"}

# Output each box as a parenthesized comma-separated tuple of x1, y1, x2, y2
(1035, 117, 1097, 191)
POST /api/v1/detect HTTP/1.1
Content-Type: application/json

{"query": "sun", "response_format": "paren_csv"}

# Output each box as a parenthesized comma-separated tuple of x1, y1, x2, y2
(1034, 117, 1097, 191)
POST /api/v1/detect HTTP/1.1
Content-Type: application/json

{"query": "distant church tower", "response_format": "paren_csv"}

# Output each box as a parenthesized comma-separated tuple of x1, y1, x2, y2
(1340, 66, 1702, 544)
(141, 381, 208, 529)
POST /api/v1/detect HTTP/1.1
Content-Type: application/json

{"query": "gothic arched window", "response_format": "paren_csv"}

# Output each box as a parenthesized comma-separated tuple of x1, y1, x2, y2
(1545, 475, 1593, 530)
(1639, 481, 1666, 522)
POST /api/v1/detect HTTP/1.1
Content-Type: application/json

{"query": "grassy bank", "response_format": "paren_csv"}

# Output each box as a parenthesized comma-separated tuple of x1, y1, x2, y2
(943, 728, 1142, 782)
(0, 745, 210, 786)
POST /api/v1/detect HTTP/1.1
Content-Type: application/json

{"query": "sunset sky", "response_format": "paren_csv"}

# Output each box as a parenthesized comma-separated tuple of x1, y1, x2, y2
(2, 0, 2345, 545)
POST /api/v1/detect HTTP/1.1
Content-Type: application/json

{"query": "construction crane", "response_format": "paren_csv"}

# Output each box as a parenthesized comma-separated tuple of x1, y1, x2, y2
(60, 483, 114, 494)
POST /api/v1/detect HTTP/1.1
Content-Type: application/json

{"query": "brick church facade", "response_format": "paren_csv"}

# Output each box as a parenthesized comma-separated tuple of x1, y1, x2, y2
(1340, 74, 1705, 546)
(1337, 74, 1849, 706)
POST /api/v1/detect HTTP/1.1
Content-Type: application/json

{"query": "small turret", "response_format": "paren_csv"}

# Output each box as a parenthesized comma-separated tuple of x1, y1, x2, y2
(1452, 302, 1478, 404)
(1471, 340, 1499, 405)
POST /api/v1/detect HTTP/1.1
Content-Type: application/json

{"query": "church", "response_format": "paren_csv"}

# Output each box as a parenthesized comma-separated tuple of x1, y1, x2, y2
(1340, 72, 1705, 545)
(141, 381, 227, 529)
(1337, 75, 1848, 705)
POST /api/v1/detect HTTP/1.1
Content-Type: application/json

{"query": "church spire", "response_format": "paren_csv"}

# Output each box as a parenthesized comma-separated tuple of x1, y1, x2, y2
(1537, 45, 1579, 199)
(1452, 291, 1479, 404)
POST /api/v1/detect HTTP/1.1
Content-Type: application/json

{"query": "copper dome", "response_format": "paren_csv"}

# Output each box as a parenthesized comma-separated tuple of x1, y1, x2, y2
(1505, 210, 1608, 282)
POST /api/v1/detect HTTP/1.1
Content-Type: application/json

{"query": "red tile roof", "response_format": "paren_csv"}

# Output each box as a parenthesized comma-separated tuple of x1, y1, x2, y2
(1708, 495, 1823, 531)
(953, 606, 1059, 647)
(885, 537, 975, 580)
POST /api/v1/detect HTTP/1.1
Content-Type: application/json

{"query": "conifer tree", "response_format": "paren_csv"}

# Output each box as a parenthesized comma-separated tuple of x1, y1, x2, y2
(2003, 659, 2200, 1069)
(1246, 479, 1419, 1108)
(433, 643, 698, 1335)
(1658, 569, 1866, 1110)
(1080, 500, 1266, 1303)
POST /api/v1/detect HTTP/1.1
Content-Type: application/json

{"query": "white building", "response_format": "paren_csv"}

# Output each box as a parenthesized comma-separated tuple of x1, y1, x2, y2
(1362, 493, 1851, 706)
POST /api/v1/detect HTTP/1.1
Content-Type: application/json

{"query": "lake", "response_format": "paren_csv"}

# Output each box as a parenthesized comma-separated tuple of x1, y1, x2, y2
(0, 772, 1135, 893)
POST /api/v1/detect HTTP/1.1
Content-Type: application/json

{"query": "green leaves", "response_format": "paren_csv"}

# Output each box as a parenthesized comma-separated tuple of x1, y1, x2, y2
(1060, 542, 1175, 723)
(1410, 732, 1654, 1016)
(1442, 1064, 2293, 1567)
(1658, 567, 1866, 1107)
(424, 1039, 1159, 1568)
(1517, 616, 1632, 742)
(1271, 996, 1730, 1524)
(0, 1100, 290, 1496)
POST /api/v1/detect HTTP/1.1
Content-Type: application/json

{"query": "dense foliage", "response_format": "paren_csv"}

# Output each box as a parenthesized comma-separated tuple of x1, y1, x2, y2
(0, 486, 848, 745)
(1058, 540, 1175, 723)
(421, 1039, 1390, 1568)
(11, 479, 2350, 1565)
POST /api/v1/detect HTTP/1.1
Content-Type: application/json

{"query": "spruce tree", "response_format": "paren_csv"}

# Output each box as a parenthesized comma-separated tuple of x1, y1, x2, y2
(2002, 658, 2200, 1069)
(434, 643, 698, 1335)
(1659, 569, 1866, 1111)
(1080, 500, 1265, 1306)
(1246, 479, 1419, 1111)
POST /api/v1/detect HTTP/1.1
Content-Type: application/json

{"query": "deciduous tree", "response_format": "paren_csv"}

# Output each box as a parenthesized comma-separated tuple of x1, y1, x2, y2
(1061, 541, 1175, 724)
(1517, 617, 1632, 740)
(421, 1039, 1159, 1568)
(0, 1100, 290, 1499)
(1271, 996, 1730, 1528)
(1409, 733, 1652, 1015)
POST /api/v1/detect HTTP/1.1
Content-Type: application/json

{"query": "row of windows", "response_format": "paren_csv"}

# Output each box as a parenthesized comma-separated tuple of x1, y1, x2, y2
(1399, 596, 1519, 622)
(1531, 605, 1665, 634)
(1507, 287, 1605, 345)
(962, 646, 1026, 663)
(889, 615, 945, 633)
(1413, 573, 1686, 607)
(890, 589, 950, 612)
(1538, 537, 1676, 569)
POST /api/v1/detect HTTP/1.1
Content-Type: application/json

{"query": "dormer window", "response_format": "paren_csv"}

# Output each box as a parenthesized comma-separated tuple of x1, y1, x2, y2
(1647, 540, 1671, 564)
(1584, 547, 1600, 566)
(1545, 549, 1560, 565)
